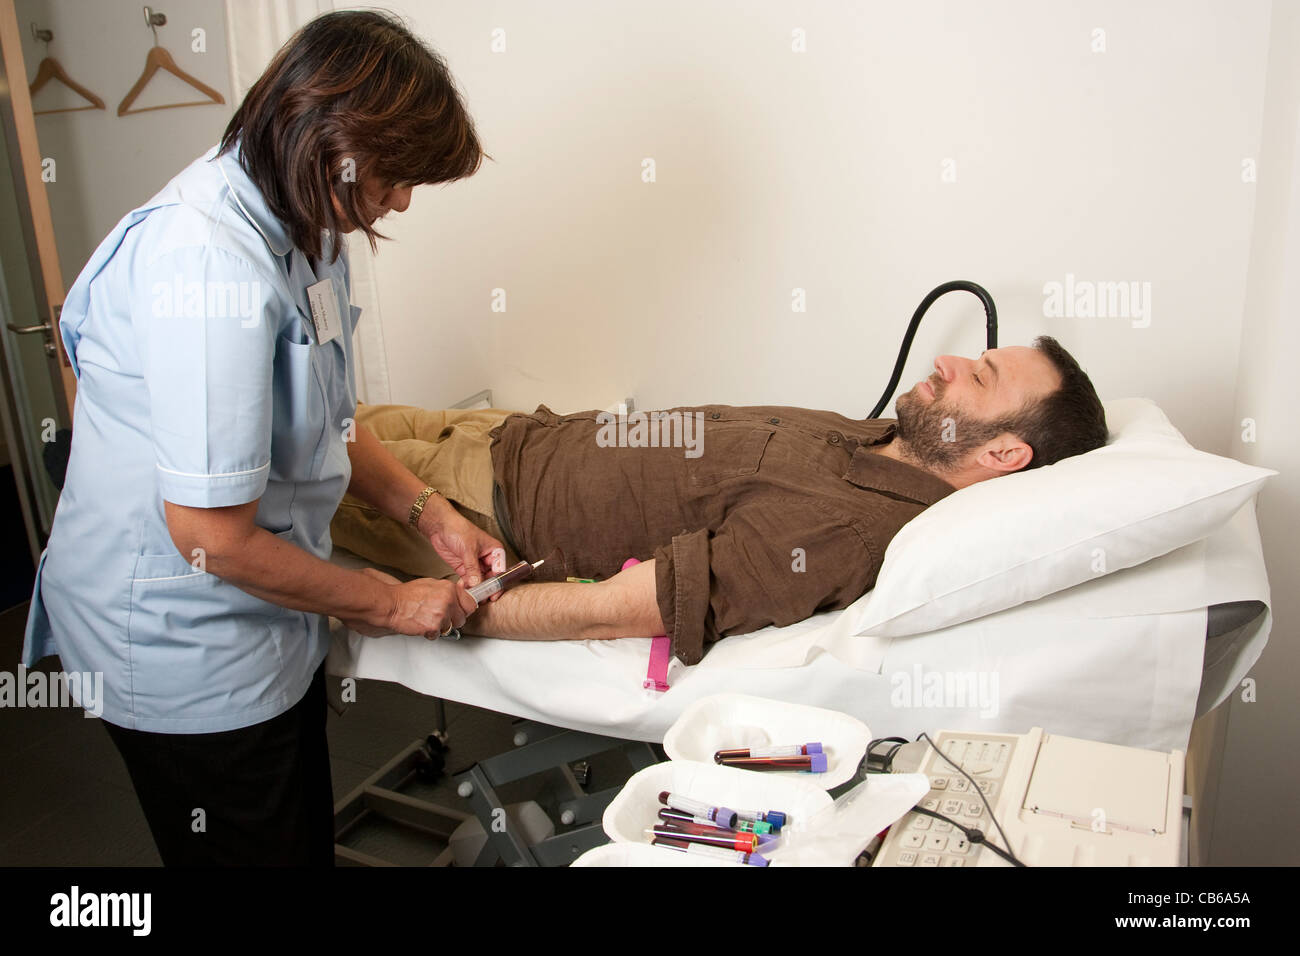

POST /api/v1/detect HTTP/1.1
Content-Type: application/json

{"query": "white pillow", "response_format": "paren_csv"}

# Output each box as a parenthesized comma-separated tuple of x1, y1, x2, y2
(848, 397, 1275, 638)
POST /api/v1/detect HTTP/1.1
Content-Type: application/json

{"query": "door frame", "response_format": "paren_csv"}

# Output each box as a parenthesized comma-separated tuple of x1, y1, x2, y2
(0, 0, 75, 563)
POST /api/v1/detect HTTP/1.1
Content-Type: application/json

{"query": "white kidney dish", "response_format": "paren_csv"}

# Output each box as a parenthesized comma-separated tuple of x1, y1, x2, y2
(601, 759, 833, 865)
(662, 692, 871, 789)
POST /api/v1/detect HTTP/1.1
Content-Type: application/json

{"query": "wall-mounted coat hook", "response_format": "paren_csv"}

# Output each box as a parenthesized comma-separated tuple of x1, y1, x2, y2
(143, 6, 166, 46)
(119, 5, 224, 115)
(28, 22, 107, 115)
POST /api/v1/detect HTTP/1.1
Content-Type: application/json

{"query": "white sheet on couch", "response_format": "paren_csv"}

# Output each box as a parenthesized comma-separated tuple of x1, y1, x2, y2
(326, 501, 1270, 754)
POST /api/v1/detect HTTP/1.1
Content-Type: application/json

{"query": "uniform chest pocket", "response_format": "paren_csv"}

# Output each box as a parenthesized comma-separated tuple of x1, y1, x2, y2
(686, 425, 774, 485)
(131, 552, 221, 591)
(270, 333, 327, 481)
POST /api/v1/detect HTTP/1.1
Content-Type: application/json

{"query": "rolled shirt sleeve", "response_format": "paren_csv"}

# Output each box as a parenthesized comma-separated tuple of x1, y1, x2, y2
(134, 246, 283, 507)
(653, 498, 881, 664)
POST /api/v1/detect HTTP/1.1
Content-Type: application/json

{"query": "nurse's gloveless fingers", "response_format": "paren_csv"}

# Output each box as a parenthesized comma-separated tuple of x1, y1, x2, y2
(437, 581, 469, 631)
(387, 578, 469, 637)
(454, 583, 478, 619)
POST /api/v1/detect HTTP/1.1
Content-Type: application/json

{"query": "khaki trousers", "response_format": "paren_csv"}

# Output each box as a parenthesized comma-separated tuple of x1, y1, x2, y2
(329, 404, 518, 580)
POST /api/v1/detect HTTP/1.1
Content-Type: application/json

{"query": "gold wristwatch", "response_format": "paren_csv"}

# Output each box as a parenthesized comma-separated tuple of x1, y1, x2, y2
(407, 486, 439, 530)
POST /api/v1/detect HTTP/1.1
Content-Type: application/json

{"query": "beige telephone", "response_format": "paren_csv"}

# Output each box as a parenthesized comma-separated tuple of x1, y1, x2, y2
(874, 728, 1185, 867)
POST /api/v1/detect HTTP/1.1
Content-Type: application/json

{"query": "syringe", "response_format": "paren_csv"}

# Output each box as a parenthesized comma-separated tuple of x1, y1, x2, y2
(467, 559, 545, 605)
(442, 559, 544, 640)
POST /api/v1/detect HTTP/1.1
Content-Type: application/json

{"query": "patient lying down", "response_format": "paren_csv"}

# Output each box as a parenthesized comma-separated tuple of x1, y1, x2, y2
(332, 338, 1107, 664)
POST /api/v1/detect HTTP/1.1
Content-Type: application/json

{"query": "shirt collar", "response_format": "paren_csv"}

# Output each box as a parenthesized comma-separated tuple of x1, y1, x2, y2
(843, 420, 958, 505)
(210, 143, 295, 257)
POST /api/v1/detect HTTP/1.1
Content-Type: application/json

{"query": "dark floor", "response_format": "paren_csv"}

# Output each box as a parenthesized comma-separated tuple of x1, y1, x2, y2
(0, 467, 37, 610)
(0, 601, 640, 866)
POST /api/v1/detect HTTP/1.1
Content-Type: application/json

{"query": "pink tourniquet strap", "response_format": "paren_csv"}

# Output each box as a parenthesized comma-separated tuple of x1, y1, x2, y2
(622, 558, 671, 692)
(644, 636, 671, 692)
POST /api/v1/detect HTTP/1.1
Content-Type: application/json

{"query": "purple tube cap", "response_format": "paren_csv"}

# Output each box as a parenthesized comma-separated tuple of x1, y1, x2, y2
(746, 853, 770, 867)
(808, 753, 829, 773)
(716, 807, 738, 828)
(806, 742, 824, 754)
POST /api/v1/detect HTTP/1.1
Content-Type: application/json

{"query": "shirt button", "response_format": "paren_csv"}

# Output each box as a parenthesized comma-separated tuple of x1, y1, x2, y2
(828, 433, 841, 444)
(710, 412, 721, 420)
(769, 417, 780, 425)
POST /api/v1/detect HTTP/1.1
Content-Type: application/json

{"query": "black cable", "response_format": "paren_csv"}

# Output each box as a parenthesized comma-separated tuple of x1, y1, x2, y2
(868, 280, 999, 420)
(907, 806, 1024, 867)
(916, 731, 1024, 867)
(864, 736, 910, 774)
(881, 742, 906, 774)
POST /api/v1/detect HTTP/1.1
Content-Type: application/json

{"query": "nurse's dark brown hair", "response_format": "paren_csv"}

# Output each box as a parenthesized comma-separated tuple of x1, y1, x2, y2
(219, 9, 485, 262)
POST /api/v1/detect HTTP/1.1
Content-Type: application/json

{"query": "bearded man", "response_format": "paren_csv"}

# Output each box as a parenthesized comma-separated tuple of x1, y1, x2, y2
(331, 336, 1108, 663)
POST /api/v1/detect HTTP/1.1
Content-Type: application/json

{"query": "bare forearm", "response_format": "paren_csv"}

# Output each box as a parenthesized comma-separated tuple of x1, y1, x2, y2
(164, 498, 478, 637)
(194, 524, 392, 626)
(466, 559, 665, 640)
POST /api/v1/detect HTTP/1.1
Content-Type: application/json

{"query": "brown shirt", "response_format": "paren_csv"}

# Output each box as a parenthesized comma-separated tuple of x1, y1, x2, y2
(490, 405, 956, 665)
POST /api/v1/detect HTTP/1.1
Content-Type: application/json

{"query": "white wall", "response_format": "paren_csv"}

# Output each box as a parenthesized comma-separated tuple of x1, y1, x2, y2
(16, 0, 233, 290)
(1215, 0, 1300, 866)
(366, 0, 1270, 460)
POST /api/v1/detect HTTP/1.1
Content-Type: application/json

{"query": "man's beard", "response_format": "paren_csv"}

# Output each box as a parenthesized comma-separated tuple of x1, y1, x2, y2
(893, 386, 1018, 474)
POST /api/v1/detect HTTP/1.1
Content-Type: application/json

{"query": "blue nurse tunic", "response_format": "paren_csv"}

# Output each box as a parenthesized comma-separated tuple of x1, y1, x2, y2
(22, 143, 361, 733)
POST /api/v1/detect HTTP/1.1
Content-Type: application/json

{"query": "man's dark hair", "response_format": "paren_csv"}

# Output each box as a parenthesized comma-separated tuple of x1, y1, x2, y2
(220, 10, 485, 261)
(1004, 335, 1109, 469)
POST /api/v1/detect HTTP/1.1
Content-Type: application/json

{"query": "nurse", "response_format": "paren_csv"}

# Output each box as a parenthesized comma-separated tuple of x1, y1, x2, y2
(21, 11, 502, 865)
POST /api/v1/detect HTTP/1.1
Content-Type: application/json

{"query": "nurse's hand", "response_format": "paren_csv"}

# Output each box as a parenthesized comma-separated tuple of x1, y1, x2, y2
(418, 505, 508, 592)
(350, 567, 479, 639)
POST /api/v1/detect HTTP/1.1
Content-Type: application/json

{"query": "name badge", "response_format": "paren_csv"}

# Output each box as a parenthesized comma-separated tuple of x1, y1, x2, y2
(305, 278, 343, 346)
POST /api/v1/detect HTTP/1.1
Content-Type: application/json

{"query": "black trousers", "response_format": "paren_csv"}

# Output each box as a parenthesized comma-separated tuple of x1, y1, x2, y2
(103, 662, 335, 866)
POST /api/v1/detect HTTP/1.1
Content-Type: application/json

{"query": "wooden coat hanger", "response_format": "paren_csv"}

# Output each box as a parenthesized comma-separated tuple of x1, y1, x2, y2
(117, 6, 225, 116)
(28, 25, 106, 116)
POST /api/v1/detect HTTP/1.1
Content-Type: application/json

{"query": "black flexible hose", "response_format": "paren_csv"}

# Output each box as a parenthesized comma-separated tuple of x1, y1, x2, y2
(868, 280, 999, 420)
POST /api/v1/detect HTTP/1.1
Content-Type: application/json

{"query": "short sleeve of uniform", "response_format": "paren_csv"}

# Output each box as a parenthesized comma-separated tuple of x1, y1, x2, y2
(652, 499, 879, 664)
(132, 245, 283, 507)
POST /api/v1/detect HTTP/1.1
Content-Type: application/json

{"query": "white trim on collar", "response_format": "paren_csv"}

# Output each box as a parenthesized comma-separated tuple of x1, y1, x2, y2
(217, 154, 293, 256)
